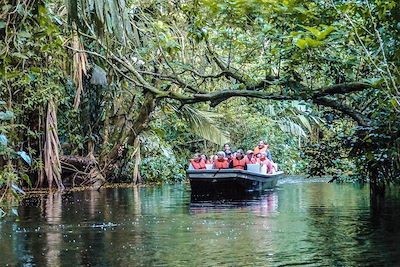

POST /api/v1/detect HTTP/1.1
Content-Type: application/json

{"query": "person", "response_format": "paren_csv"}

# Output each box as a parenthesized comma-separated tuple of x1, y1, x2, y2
(256, 152, 274, 174)
(213, 151, 229, 169)
(230, 149, 247, 170)
(189, 153, 206, 170)
(253, 140, 267, 155)
(223, 143, 231, 154)
(209, 154, 216, 164)
(245, 150, 256, 164)
(225, 150, 233, 165)
(265, 144, 273, 161)
(201, 154, 211, 164)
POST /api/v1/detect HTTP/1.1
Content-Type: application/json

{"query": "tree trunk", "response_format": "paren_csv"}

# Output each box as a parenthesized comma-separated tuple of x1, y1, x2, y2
(102, 92, 157, 177)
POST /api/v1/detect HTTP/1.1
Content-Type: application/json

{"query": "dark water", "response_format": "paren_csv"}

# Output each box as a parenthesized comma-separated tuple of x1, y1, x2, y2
(1, 177, 400, 266)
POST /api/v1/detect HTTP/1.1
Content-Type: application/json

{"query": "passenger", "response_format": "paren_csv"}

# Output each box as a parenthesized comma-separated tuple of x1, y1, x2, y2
(189, 153, 206, 170)
(213, 151, 229, 169)
(255, 152, 262, 160)
(253, 140, 267, 155)
(230, 149, 246, 170)
(209, 154, 216, 164)
(245, 150, 256, 164)
(257, 152, 274, 174)
(223, 143, 231, 154)
(201, 154, 211, 164)
(265, 144, 273, 161)
(225, 150, 233, 165)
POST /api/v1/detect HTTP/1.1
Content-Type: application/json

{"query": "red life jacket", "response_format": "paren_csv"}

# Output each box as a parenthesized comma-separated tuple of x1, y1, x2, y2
(245, 156, 256, 164)
(190, 159, 206, 170)
(232, 157, 246, 170)
(214, 158, 229, 169)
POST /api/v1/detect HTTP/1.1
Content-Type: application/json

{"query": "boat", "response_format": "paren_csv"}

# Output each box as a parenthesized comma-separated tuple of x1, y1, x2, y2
(187, 167, 284, 198)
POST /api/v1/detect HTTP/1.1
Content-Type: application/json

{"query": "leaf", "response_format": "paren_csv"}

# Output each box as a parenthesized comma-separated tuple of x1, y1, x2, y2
(12, 52, 29, 59)
(298, 115, 312, 133)
(0, 134, 8, 145)
(300, 25, 335, 40)
(11, 183, 25, 194)
(17, 151, 32, 166)
(295, 39, 307, 49)
(22, 174, 32, 187)
(0, 111, 14, 121)
(11, 208, 19, 216)
(95, 0, 104, 24)
(390, 97, 399, 108)
(176, 105, 230, 145)
(0, 20, 5, 29)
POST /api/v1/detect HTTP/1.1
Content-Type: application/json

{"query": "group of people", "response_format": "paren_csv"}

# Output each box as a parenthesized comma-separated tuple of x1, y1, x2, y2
(189, 140, 278, 174)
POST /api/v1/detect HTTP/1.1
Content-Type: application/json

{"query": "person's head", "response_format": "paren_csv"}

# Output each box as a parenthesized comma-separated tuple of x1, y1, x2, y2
(223, 143, 230, 151)
(193, 153, 202, 162)
(225, 150, 232, 159)
(216, 151, 225, 160)
(260, 152, 267, 160)
(258, 140, 265, 148)
(236, 149, 244, 158)
(246, 150, 254, 158)
(201, 154, 207, 161)
(256, 153, 262, 158)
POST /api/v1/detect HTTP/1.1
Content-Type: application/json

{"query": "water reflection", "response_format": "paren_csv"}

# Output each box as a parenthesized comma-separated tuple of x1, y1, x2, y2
(190, 190, 278, 216)
(1, 180, 400, 266)
(45, 193, 62, 267)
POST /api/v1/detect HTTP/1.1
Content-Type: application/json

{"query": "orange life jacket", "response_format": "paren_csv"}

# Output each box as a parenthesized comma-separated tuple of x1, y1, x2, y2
(254, 145, 267, 155)
(232, 157, 246, 170)
(245, 156, 256, 164)
(190, 159, 206, 170)
(214, 158, 229, 169)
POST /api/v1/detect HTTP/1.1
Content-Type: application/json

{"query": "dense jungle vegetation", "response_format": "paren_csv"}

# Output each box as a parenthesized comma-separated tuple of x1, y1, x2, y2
(1, 0, 399, 215)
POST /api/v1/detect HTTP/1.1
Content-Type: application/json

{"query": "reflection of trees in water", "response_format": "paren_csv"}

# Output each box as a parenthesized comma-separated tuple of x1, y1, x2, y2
(45, 192, 62, 267)
(304, 183, 379, 266)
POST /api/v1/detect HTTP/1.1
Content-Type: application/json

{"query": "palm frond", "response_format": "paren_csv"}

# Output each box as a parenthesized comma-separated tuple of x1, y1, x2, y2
(278, 118, 306, 137)
(176, 105, 230, 145)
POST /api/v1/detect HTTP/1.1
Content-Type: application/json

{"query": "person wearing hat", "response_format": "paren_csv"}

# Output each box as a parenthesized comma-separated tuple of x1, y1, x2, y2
(245, 150, 256, 164)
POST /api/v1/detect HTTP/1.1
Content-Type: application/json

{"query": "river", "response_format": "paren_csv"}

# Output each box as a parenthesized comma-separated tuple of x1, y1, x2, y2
(1, 177, 399, 266)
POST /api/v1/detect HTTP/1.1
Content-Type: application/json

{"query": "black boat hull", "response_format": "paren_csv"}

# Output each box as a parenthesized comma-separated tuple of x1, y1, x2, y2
(187, 169, 283, 197)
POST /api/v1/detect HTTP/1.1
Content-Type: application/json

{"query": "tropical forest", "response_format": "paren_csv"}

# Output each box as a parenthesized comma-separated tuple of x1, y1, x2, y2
(1, 0, 400, 266)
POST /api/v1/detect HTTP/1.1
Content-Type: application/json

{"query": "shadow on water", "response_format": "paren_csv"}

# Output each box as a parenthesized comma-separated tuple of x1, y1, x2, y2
(189, 190, 279, 215)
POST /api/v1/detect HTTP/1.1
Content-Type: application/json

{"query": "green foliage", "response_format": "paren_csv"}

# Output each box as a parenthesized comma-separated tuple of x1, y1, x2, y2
(0, 104, 30, 217)
(1, 0, 400, 195)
